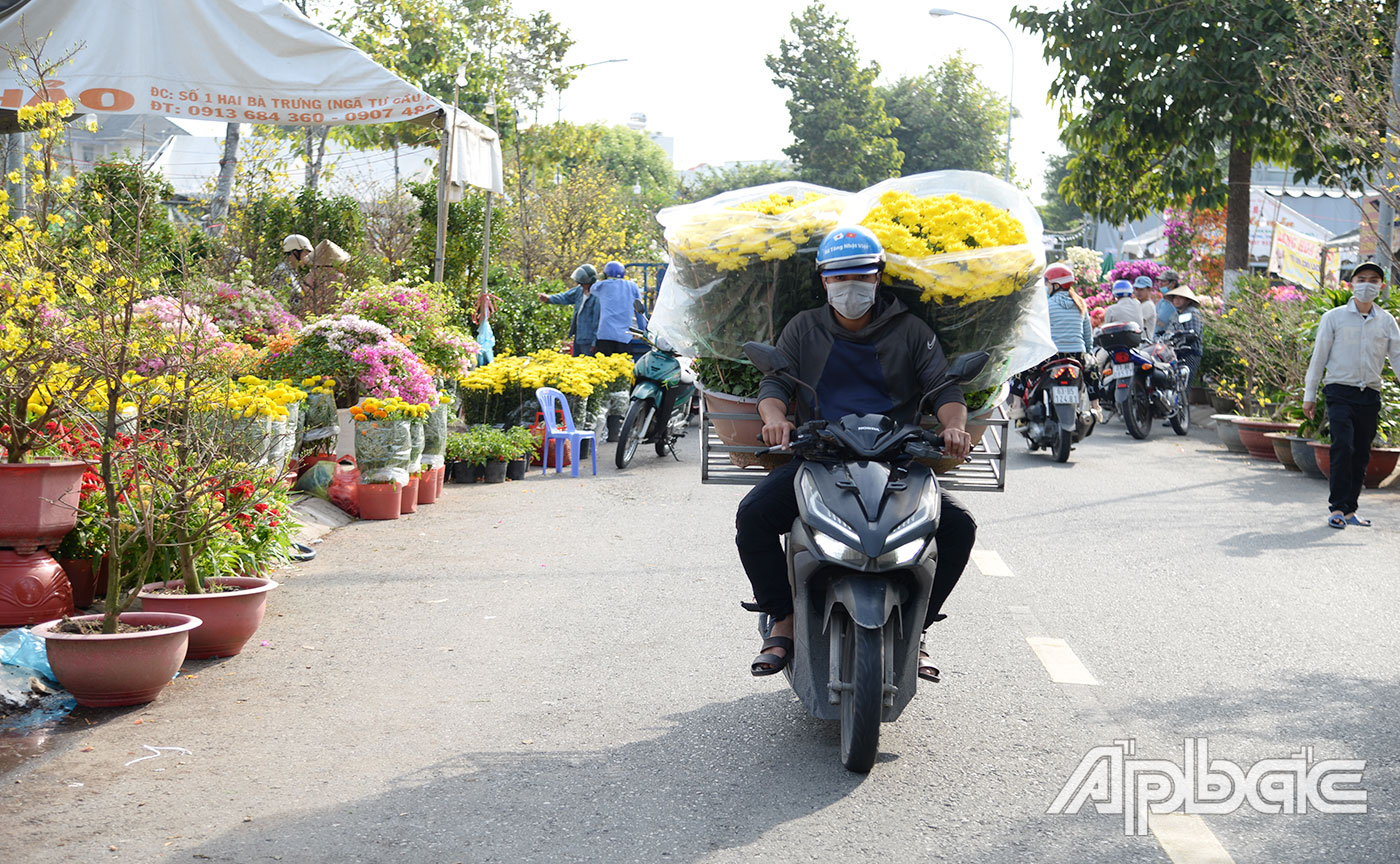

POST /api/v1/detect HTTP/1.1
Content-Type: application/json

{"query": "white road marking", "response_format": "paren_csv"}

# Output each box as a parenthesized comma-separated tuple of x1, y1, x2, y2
(1150, 814, 1237, 864)
(971, 548, 1013, 577)
(1025, 636, 1100, 685)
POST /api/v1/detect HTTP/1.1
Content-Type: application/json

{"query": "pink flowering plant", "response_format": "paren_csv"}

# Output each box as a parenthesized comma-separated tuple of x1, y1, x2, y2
(1108, 258, 1166, 284)
(260, 313, 437, 404)
(189, 261, 301, 347)
(338, 278, 478, 379)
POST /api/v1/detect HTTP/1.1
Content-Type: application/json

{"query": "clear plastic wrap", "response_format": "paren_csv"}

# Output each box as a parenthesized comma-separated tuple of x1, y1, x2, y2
(651, 171, 1055, 390)
(301, 392, 340, 443)
(651, 182, 849, 360)
(354, 418, 412, 485)
(408, 418, 425, 473)
(421, 405, 448, 470)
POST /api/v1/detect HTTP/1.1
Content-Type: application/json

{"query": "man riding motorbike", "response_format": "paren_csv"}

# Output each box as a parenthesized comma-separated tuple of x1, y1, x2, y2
(734, 225, 977, 683)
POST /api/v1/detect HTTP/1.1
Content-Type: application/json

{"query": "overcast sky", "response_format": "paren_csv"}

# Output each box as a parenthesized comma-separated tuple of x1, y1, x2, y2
(527, 0, 1067, 200)
(177, 1, 1066, 200)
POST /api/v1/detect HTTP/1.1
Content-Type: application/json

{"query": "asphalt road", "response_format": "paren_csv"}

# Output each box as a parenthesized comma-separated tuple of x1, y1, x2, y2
(2, 411, 1397, 863)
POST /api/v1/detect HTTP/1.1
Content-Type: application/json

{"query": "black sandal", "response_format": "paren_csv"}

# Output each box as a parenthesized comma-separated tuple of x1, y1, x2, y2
(917, 636, 940, 683)
(751, 636, 794, 677)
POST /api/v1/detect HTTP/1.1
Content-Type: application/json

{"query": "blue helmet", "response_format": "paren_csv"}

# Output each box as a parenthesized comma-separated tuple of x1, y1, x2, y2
(602, 261, 626, 278)
(816, 226, 884, 276)
(1111, 279, 1133, 298)
(1132, 275, 1154, 289)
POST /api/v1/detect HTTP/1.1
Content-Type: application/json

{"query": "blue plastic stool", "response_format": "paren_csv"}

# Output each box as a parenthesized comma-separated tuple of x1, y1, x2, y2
(534, 387, 597, 477)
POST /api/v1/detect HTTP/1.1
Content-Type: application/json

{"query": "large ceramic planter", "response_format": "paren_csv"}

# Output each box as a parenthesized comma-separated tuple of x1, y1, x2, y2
(0, 549, 74, 626)
(0, 460, 87, 553)
(138, 576, 278, 659)
(1233, 419, 1300, 462)
(1291, 438, 1325, 479)
(1211, 415, 1248, 454)
(1264, 432, 1300, 471)
(358, 482, 401, 520)
(1316, 442, 1400, 488)
(1310, 441, 1332, 478)
(699, 385, 764, 449)
(1208, 392, 1241, 415)
(32, 611, 201, 707)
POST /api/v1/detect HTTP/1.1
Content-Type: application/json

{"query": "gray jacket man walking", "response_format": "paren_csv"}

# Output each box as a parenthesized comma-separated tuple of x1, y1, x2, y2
(1303, 261, 1400, 529)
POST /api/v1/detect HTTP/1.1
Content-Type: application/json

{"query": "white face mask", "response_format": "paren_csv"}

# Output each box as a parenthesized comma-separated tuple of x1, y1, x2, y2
(1352, 281, 1382, 302)
(826, 279, 877, 318)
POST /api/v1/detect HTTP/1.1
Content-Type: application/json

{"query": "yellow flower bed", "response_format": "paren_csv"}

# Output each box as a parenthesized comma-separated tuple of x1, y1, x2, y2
(666, 191, 846, 272)
(459, 351, 634, 400)
(860, 191, 1035, 305)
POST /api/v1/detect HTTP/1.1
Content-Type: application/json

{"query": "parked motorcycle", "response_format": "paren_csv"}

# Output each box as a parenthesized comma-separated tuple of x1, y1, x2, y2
(739, 340, 988, 773)
(1096, 322, 1191, 439)
(615, 328, 697, 469)
(1017, 355, 1095, 462)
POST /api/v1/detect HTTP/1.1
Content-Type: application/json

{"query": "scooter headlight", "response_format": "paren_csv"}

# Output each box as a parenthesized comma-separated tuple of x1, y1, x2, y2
(799, 471, 859, 544)
(875, 538, 928, 568)
(811, 530, 869, 566)
(886, 477, 941, 548)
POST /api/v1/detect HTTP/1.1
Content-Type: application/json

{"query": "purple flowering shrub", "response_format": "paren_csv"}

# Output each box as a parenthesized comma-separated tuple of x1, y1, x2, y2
(260, 313, 437, 403)
(188, 263, 301, 347)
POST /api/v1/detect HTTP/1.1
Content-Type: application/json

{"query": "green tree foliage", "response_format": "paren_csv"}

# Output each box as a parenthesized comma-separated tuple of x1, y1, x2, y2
(679, 161, 796, 203)
(1038, 151, 1082, 233)
(406, 180, 497, 293)
(229, 186, 365, 282)
(1011, 0, 1306, 271)
(766, 2, 902, 190)
(878, 53, 1008, 176)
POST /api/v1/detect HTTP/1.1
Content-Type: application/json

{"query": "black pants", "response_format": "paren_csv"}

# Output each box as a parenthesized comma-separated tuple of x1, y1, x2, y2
(735, 459, 976, 630)
(595, 339, 631, 356)
(1324, 383, 1381, 514)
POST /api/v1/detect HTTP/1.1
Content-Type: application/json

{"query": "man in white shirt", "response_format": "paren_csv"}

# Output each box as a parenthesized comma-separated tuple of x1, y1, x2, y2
(1102, 280, 1145, 328)
(1303, 260, 1400, 529)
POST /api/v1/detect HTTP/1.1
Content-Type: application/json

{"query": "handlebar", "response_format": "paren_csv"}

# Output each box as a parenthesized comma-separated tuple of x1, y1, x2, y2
(754, 425, 946, 457)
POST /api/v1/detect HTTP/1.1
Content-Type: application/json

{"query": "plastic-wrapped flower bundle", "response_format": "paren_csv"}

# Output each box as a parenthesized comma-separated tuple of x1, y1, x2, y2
(348, 397, 429, 485)
(652, 182, 848, 362)
(421, 400, 450, 471)
(299, 376, 339, 448)
(652, 171, 1053, 390)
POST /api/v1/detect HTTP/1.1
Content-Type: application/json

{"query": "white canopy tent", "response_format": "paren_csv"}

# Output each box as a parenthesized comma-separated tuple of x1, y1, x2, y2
(0, 0, 504, 278)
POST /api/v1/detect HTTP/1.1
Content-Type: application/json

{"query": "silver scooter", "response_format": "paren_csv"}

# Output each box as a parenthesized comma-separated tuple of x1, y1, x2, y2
(740, 342, 988, 772)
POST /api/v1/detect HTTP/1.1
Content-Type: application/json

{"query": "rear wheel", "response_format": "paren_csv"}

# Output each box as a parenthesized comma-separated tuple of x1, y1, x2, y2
(836, 609, 883, 773)
(1122, 378, 1152, 440)
(615, 400, 654, 469)
(1052, 427, 1073, 462)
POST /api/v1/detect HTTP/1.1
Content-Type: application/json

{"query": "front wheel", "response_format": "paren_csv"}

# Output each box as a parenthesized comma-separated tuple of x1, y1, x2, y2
(837, 610, 883, 773)
(1170, 374, 1191, 436)
(1122, 378, 1153, 440)
(615, 400, 655, 469)
(1052, 427, 1073, 462)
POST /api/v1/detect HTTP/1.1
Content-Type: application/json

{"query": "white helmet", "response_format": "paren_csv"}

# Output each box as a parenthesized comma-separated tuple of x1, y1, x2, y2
(282, 234, 312, 254)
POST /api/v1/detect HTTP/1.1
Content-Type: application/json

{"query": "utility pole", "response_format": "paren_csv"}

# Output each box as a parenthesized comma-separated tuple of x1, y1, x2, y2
(1377, 3, 1400, 276)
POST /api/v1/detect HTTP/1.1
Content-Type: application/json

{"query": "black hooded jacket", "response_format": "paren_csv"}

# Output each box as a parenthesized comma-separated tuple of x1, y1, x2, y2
(756, 294, 963, 425)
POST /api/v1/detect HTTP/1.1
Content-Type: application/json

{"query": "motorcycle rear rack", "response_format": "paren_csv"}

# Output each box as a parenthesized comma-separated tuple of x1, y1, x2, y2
(698, 401, 1008, 492)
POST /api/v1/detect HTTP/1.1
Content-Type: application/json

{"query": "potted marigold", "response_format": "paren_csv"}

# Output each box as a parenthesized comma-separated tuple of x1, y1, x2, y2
(349, 397, 416, 519)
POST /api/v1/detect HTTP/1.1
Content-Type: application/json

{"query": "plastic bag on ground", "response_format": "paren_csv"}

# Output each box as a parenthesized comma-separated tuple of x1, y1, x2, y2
(0, 628, 55, 684)
(327, 457, 360, 517)
(353, 418, 411, 485)
(294, 456, 338, 500)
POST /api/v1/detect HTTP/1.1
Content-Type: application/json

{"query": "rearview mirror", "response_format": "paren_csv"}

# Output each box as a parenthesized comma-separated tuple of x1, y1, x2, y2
(742, 341, 790, 376)
(1178, 312, 1192, 324)
(945, 351, 990, 385)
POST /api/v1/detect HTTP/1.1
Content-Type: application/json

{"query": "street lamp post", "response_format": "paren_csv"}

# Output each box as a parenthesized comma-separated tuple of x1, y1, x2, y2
(928, 7, 1014, 183)
(556, 58, 629, 124)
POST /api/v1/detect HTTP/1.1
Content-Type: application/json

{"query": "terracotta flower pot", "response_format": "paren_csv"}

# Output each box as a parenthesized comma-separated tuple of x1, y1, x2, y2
(1291, 438, 1325, 479)
(0, 549, 75, 626)
(1232, 419, 1300, 462)
(32, 611, 202, 707)
(0, 460, 88, 553)
(699, 385, 765, 449)
(417, 470, 439, 505)
(435, 465, 445, 496)
(358, 482, 401, 520)
(1211, 415, 1248, 454)
(401, 474, 420, 514)
(1310, 440, 1332, 478)
(55, 557, 100, 609)
(138, 576, 278, 659)
(1264, 432, 1300, 471)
